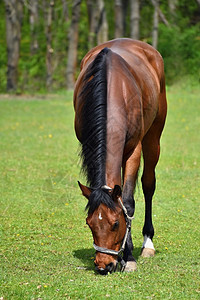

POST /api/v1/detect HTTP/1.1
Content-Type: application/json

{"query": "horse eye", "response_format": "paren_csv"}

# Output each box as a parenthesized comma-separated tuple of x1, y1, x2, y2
(112, 221, 119, 231)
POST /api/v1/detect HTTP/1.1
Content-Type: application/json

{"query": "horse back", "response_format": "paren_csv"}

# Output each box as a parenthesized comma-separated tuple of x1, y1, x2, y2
(74, 38, 167, 163)
(76, 39, 165, 137)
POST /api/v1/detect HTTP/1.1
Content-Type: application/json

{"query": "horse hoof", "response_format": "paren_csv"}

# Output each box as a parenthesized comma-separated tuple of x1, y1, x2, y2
(141, 248, 155, 257)
(124, 261, 137, 272)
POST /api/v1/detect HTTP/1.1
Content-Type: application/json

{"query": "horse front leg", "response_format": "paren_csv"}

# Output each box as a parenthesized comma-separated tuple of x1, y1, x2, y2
(122, 142, 142, 271)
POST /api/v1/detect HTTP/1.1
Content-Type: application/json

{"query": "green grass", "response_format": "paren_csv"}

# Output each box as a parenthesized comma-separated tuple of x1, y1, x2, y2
(0, 83, 199, 299)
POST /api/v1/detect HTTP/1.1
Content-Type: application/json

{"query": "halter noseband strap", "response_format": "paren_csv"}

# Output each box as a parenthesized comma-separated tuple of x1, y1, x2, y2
(93, 185, 134, 271)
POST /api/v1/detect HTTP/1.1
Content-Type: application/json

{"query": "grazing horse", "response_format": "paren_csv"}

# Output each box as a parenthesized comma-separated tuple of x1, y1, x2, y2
(74, 38, 167, 275)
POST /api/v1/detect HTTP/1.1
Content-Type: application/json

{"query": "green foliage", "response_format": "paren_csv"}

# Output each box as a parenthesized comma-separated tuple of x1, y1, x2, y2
(140, 2, 154, 42)
(78, 1, 90, 64)
(0, 0, 200, 92)
(176, 0, 200, 28)
(0, 83, 200, 298)
(178, 25, 200, 74)
(158, 24, 200, 82)
(0, 2, 7, 92)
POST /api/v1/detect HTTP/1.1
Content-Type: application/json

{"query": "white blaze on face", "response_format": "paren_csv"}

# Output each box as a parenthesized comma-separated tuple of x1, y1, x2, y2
(142, 235, 155, 250)
(99, 212, 103, 220)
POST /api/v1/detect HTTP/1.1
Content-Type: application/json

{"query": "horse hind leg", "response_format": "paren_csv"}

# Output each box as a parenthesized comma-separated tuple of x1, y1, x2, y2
(141, 123, 163, 258)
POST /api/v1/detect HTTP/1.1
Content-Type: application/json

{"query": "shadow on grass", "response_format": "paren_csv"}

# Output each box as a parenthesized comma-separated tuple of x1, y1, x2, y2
(73, 248, 95, 271)
(133, 247, 143, 260)
(73, 247, 144, 271)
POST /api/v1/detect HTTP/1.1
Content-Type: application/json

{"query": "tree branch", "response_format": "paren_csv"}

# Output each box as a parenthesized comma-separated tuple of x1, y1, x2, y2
(150, 0, 170, 27)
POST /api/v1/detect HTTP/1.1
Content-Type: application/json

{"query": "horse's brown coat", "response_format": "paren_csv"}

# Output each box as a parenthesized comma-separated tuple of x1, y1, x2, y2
(74, 38, 167, 273)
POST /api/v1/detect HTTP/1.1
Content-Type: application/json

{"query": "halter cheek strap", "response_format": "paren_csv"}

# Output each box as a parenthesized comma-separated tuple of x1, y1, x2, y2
(93, 187, 134, 271)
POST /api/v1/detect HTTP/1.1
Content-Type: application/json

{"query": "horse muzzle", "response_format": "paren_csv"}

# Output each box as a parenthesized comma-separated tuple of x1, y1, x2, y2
(95, 261, 117, 275)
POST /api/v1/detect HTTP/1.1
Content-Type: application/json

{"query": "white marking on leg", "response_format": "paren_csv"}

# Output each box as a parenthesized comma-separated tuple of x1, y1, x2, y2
(99, 212, 103, 220)
(142, 235, 155, 250)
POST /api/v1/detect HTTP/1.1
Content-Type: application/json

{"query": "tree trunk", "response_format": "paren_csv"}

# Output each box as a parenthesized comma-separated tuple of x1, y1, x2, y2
(168, 0, 177, 23)
(115, 0, 123, 38)
(66, 0, 81, 89)
(122, 0, 128, 36)
(152, 0, 159, 49)
(29, 0, 39, 54)
(87, 0, 98, 48)
(151, 0, 169, 27)
(62, 0, 69, 22)
(4, 0, 23, 92)
(196, 0, 200, 6)
(130, 0, 140, 40)
(96, 0, 108, 45)
(45, 1, 54, 89)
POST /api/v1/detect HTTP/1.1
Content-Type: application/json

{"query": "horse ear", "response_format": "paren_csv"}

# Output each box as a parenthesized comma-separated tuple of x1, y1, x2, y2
(112, 185, 122, 202)
(78, 181, 92, 199)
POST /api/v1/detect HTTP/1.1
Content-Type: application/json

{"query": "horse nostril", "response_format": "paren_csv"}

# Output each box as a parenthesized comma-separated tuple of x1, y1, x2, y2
(95, 262, 116, 275)
(106, 262, 114, 273)
(96, 266, 108, 275)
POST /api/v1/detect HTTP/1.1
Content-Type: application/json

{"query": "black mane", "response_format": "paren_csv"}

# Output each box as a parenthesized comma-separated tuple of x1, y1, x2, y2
(79, 47, 111, 189)
(86, 188, 116, 215)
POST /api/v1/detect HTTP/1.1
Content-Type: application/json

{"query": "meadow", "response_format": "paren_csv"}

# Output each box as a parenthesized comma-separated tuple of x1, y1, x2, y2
(0, 81, 199, 299)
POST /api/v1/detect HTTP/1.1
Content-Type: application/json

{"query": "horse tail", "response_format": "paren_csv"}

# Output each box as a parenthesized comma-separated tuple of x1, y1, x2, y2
(79, 47, 111, 188)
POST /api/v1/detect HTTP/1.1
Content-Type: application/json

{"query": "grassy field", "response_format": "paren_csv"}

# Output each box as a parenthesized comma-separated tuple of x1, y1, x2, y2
(0, 82, 199, 299)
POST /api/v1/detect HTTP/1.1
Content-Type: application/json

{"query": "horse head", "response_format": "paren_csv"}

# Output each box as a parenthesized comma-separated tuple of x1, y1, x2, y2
(78, 182, 127, 275)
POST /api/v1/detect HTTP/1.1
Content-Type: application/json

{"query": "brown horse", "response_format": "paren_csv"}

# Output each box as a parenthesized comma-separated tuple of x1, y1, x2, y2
(74, 38, 167, 275)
